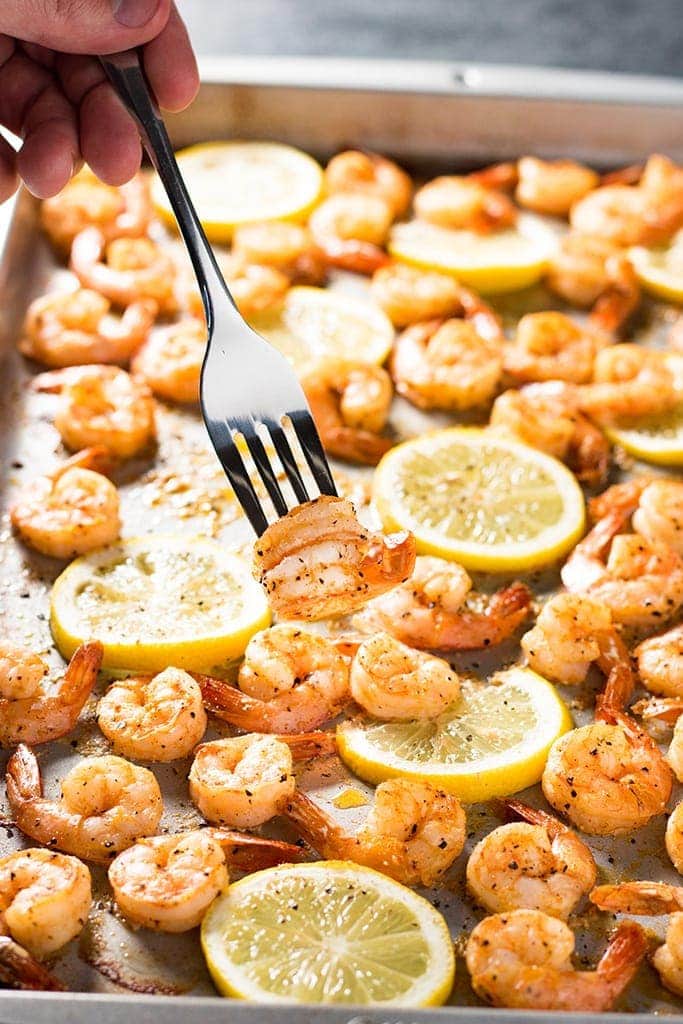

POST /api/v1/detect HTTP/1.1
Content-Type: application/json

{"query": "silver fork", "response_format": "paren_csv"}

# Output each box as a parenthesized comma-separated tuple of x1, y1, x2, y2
(100, 50, 337, 536)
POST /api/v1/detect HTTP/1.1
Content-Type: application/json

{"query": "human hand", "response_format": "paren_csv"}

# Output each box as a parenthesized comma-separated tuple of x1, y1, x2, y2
(0, 0, 199, 202)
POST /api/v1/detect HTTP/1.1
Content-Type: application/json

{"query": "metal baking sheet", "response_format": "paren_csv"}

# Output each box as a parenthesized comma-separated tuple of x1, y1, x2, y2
(3, 56, 683, 1023)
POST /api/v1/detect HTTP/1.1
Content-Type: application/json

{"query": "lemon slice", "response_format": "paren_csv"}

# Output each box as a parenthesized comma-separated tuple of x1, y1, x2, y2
(337, 668, 572, 802)
(250, 285, 394, 375)
(201, 861, 454, 1006)
(372, 428, 585, 572)
(629, 233, 683, 302)
(152, 142, 323, 242)
(388, 214, 557, 293)
(50, 535, 270, 672)
(607, 403, 683, 465)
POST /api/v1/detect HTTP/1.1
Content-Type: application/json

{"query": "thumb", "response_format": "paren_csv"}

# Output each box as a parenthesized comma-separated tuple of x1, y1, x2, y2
(0, 0, 172, 54)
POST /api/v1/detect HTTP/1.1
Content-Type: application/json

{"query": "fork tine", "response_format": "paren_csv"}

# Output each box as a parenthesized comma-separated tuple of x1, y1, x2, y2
(264, 420, 310, 505)
(243, 430, 289, 518)
(210, 424, 269, 535)
(290, 411, 338, 496)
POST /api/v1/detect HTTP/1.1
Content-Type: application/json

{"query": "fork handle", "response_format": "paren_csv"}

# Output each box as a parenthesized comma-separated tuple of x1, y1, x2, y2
(99, 49, 239, 331)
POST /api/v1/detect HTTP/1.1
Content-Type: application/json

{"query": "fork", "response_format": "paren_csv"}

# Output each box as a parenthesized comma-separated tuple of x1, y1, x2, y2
(100, 50, 337, 536)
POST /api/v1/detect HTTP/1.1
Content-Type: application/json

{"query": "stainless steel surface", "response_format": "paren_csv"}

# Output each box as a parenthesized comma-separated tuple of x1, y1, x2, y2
(2, 57, 683, 1022)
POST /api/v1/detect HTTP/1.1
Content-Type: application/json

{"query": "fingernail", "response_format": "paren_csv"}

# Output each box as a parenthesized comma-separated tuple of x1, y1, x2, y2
(113, 0, 161, 28)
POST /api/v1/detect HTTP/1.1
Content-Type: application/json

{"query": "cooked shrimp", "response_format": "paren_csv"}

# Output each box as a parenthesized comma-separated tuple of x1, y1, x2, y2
(196, 624, 349, 733)
(231, 221, 325, 285)
(589, 476, 683, 556)
(324, 150, 412, 216)
(107, 828, 305, 932)
(0, 849, 91, 958)
(6, 744, 163, 863)
(349, 632, 460, 719)
(0, 641, 102, 748)
(414, 175, 516, 233)
(70, 228, 177, 313)
(515, 157, 599, 216)
(34, 365, 156, 459)
(130, 319, 206, 403)
(636, 624, 683, 697)
(253, 495, 416, 620)
(631, 696, 683, 782)
(284, 778, 466, 886)
(96, 668, 207, 762)
(546, 232, 634, 309)
(10, 447, 120, 558)
(503, 312, 605, 386)
(221, 254, 290, 316)
(489, 382, 609, 487)
(188, 732, 332, 828)
(40, 168, 151, 256)
(370, 263, 463, 327)
(355, 555, 531, 651)
(466, 801, 596, 919)
(301, 360, 393, 465)
(0, 936, 65, 990)
(308, 193, 392, 274)
(577, 344, 678, 425)
(465, 909, 646, 1011)
(391, 317, 503, 411)
(571, 162, 683, 247)
(19, 289, 156, 368)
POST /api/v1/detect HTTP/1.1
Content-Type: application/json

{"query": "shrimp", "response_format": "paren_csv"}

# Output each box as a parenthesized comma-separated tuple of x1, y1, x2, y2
(301, 360, 393, 465)
(19, 289, 156, 368)
(96, 668, 208, 762)
(589, 476, 683, 556)
(130, 319, 206, 404)
(70, 228, 177, 314)
(6, 744, 163, 863)
(466, 800, 596, 919)
(40, 167, 151, 256)
(561, 504, 683, 629)
(324, 150, 412, 217)
(521, 593, 634, 691)
(391, 317, 503, 411)
(0, 936, 65, 990)
(490, 382, 609, 487)
(632, 696, 683, 782)
(107, 828, 305, 932)
(546, 232, 635, 309)
(355, 555, 531, 651)
(253, 495, 416, 620)
(635, 624, 683, 697)
(0, 849, 91, 958)
(10, 447, 120, 558)
(465, 909, 646, 1011)
(195, 624, 349, 733)
(308, 193, 392, 274)
(413, 175, 516, 233)
(33, 365, 156, 459)
(0, 641, 102, 748)
(577, 344, 678, 425)
(515, 157, 599, 216)
(188, 732, 332, 829)
(370, 263, 464, 327)
(349, 632, 461, 719)
(284, 778, 466, 886)
(231, 221, 326, 285)
(503, 312, 605, 386)
(221, 254, 290, 316)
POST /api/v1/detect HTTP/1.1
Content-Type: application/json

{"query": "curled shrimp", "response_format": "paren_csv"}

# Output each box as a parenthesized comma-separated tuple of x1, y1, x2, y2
(253, 495, 416, 620)
(107, 828, 304, 933)
(301, 359, 393, 465)
(391, 316, 503, 411)
(465, 909, 646, 1011)
(130, 319, 206, 404)
(33, 365, 156, 459)
(96, 667, 208, 762)
(284, 778, 466, 887)
(489, 382, 609, 487)
(349, 632, 461, 719)
(70, 228, 177, 314)
(0, 641, 102, 748)
(10, 447, 120, 558)
(6, 744, 163, 863)
(40, 168, 151, 256)
(515, 157, 599, 216)
(635, 624, 683, 698)
(308, 193, 392, 274)
(188, 732, 333, 829)
(0, 849, 91, 959)
(503, 312, 606, 386)
(590, 476, 683, 555)
(221, 254, 290, 316)
(324, 150, 412, 217)
(414, 175, 516, 233)
(0, 936, 65, 990)
(466, 800, 596, 919)
(196, 624, 349, 733)
(355, 555, 531, 651)
(19, 289, 156, 368)
(370, 263, 464, 327)
(577, 344, 678, 425)
(547, 232, 633, 308)
(231, 221, 325, 285)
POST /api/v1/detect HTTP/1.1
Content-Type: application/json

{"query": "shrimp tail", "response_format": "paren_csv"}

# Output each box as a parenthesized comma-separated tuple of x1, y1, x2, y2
(591, 882, 683, 916)
(458, 287, 505, 345)
(588, 255, 640, 337)
(6, 744, 42, 814)
(500, 798, 566, 838)
(601, 163, 644, 186)
(362, 531, 417, 588)
(59, 447, 116, 478)
(469, 161, 519, 191)
(278, 732, 338, 760)
(313, 239, 390, 275)
(438, 582, 532, 650)
(596, 921, 648, 996)
(588, 477, 652, 522)
(632, 696, 683, 723)
(0, 937, 65, 991)
(194, 674, 345, 734)
(282, 790, 343, 857)
(209, 829, 307, 871)
(561, 507, 632, 591)
(595, 632, 636, 709)
(567, 418, 610, 489)
(62, 641, 104, 704)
